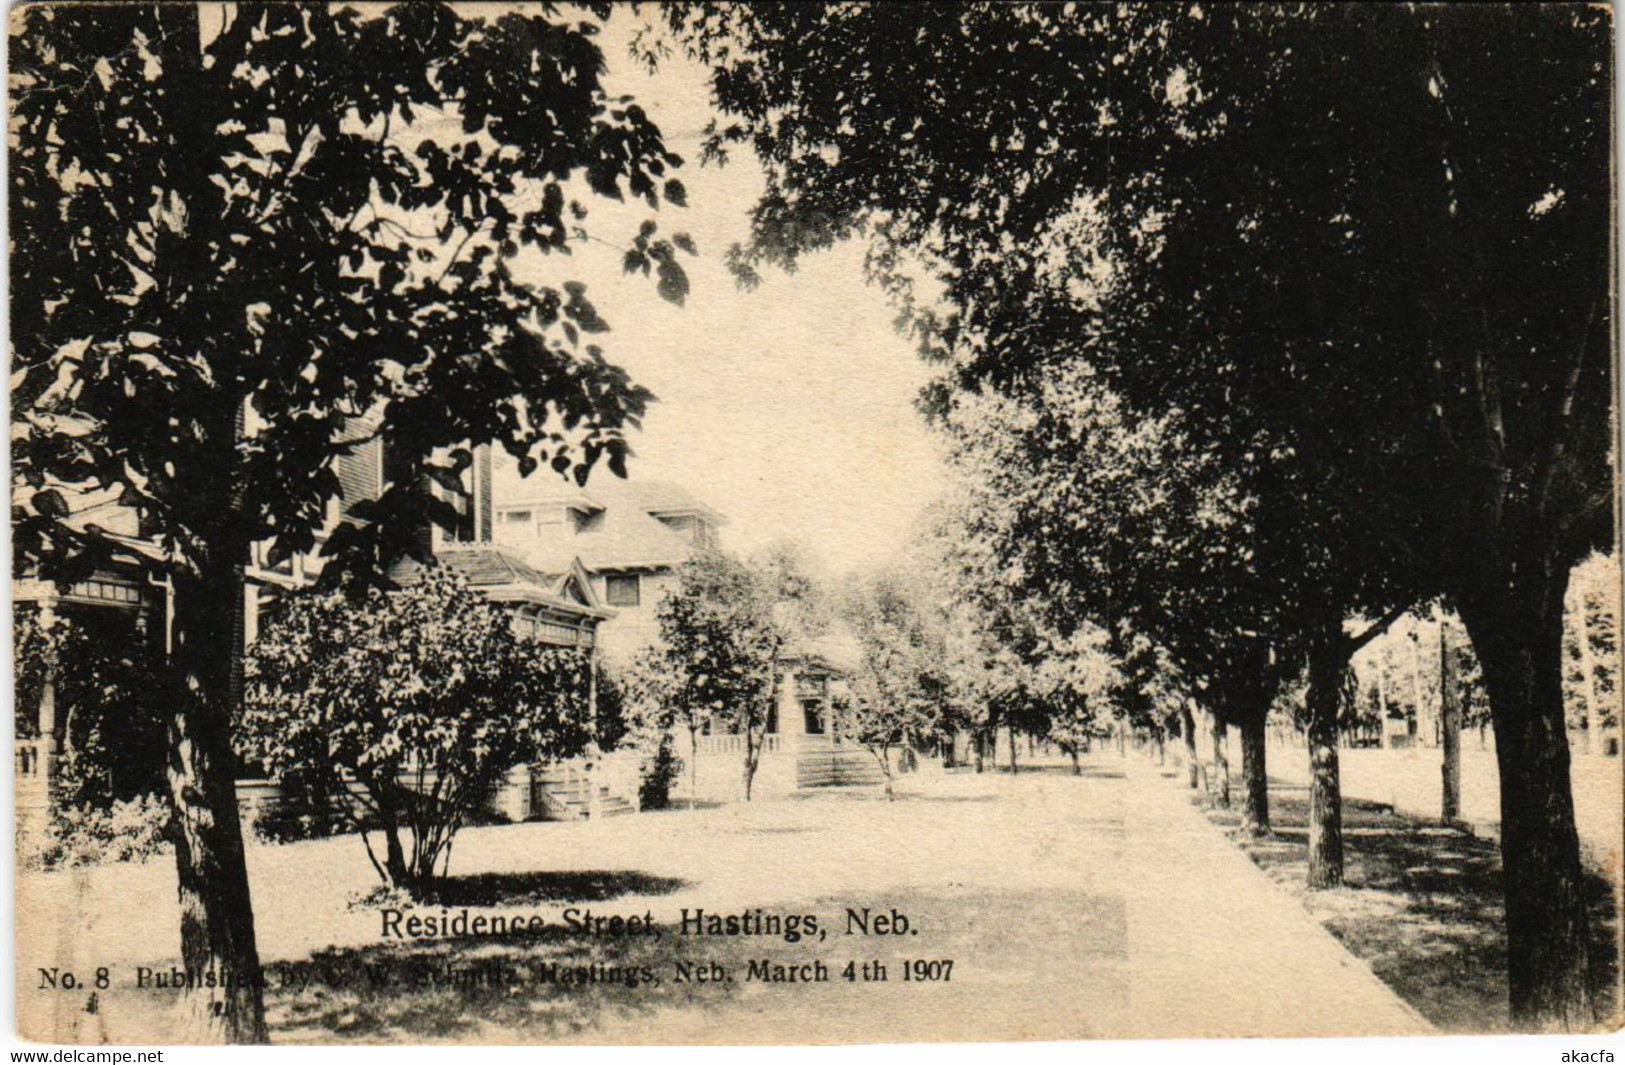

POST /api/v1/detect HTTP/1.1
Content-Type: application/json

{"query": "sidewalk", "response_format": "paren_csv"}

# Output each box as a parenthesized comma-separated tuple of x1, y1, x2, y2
(1117, 756, 1434, 1038)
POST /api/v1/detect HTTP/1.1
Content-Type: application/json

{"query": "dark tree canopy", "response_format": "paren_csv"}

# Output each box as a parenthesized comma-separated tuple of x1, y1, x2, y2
(12, 2, 693, 585)
(676, 3, 1614, 1027)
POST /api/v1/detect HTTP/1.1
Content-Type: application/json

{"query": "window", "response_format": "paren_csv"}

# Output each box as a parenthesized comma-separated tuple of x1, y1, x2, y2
(605, 574, 641, 607)
(502, 510, 532, 525)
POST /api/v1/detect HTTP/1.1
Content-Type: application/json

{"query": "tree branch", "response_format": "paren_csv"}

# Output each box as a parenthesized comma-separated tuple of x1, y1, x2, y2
(1345, 601, 1414, 656)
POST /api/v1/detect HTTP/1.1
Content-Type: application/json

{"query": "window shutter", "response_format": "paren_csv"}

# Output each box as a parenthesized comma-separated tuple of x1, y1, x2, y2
(334, 414, 384, 517)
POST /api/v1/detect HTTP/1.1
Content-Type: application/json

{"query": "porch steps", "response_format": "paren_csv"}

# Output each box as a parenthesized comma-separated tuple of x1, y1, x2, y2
(795, 744, 886, 789)
(530, 768, 637, 821)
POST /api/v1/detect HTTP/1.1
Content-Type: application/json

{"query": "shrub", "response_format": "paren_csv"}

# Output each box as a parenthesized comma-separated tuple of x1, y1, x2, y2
(614, 653, 686, 810)
(241, 569, 593, 892)
(638, 733, 682, 811)
(21, 793, 171, 870)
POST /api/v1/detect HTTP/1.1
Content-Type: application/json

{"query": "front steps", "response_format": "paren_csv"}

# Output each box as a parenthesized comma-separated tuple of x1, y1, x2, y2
(795, 742, 887, 788)
(526, 763, 639, 822)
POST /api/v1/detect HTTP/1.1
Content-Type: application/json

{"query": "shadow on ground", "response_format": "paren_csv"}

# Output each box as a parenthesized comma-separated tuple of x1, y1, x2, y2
(422, 871, 691, 907)
(1196, 783, 1619, 1032)
(261, 885, 1126, 1043)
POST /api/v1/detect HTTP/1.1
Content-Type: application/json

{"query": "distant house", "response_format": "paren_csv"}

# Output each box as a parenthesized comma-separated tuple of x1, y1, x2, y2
(493, 476, 883, 798)
(493, 478, 725, 664)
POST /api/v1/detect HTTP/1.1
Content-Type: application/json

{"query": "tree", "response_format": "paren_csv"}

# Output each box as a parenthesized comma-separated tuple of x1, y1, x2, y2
(1035, 629, 1121, 775)
(1298, 613, 1403, 888)
(615, 656, 684, 811)
(677, 5, 1611, 1025)
(1565, 553, 1622, 752)
(11, 3, 690, 1040)
(942, 363, 1299, 831)
(839, 568, 948, 799)
(241, 570, 591, 889)
(650, 549, 782, 800)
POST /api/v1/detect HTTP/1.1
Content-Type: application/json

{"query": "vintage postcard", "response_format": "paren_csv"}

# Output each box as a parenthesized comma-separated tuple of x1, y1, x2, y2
(8, 0, 1622, 1048)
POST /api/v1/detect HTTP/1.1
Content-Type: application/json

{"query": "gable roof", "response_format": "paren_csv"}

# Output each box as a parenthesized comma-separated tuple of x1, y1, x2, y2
(388, 547, 612, 619)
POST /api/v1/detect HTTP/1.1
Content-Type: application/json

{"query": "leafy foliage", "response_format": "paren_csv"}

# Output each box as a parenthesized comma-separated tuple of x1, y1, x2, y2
(11, 6, 696, 1034)
(613, 653, 686, 810)
(837, 568, 948, 795)
(19, 793, 172, 872)
(648, 548, 784, 798)
(11, 2, 693, 586)
(678, 7, 1612, 1019)
(12, 609, 169, 804)
(241, 569, 593, 889)
(1564, 553, 1621, 736)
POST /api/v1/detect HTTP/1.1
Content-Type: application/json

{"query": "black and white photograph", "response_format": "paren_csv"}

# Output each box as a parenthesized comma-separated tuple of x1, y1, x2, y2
(6, 1, 1622, 1050)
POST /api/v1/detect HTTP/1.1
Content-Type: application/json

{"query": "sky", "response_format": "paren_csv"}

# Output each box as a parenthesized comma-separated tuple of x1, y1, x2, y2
(488, 10, 949, 577)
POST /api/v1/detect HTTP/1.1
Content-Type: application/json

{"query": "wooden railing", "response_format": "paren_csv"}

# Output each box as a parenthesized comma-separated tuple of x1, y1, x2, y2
(693, 733, 784, 757)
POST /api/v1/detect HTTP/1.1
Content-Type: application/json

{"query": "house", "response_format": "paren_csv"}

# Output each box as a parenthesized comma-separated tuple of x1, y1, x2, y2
(492, 475, 882, 799)
(13, 437, 624, 828)
(493, 477, 724, 665)
(682, 646, 887, 801)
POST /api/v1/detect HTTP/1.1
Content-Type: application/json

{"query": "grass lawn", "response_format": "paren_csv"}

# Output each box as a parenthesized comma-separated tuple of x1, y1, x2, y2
(1196, 779, 1621, 1032)
(20, 767, 1134, 1044)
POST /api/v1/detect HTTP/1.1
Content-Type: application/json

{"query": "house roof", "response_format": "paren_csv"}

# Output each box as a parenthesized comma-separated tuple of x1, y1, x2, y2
(781, 626, 862, 677)
(388, 547, 612, 619)
(514, 477, 726, 574)
(494, 486, 604, 516)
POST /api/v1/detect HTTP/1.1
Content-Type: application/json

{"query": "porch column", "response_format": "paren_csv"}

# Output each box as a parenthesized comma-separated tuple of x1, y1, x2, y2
(778, 669, 801, 748)
(29, 601, 60, 809)
(242, 583, 260, 646)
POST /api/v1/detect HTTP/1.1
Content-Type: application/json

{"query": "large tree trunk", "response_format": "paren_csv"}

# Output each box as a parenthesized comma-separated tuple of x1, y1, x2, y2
(1210, 717, 1231, 808)
(149, 6, 266, 1038)
(1457, 574, 1594, 1029)
(1304, 632, 1346, 888)
(1180, 701, 1199, 788)
(1008, 725, 1018, 774)
(1237, 711, 1271, 838)
(167, 566, 267, 1043)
